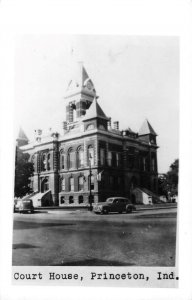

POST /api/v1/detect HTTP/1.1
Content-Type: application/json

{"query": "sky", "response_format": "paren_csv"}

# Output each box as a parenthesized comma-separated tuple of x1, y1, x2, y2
(15, 35, 179, 174)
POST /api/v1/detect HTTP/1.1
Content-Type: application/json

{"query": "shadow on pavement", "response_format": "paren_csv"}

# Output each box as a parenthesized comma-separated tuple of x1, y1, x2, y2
(13, 243, 40, 249)
(136, 213, 177, 219)
(13, 221, 77, 230)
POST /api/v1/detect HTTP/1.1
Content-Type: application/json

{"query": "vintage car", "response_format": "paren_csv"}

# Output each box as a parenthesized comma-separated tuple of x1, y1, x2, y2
(93, 197, 136, 214)
(14, 199, 22, 213)
(18, 199, 34, 214)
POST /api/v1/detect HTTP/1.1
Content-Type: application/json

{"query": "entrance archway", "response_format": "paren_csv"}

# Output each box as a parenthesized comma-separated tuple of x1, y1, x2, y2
(41, 178, 49, 193)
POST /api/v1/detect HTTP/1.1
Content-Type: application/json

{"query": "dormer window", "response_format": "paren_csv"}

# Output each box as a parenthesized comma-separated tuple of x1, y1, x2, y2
(86, 124, 95, 131)
(99, 124, 106, 131)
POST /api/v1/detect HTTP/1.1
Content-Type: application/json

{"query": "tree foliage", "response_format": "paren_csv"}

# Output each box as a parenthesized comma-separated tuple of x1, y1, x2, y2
(14, 147, 34, 198)
(158, 159, 179, 198)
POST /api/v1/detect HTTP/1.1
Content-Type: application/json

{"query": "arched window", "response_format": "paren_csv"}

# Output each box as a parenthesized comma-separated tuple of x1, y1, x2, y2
(87, 145, 94, 166)
(116, 153, 120, 167)
(108, 152, 112, 166)
(78, 176, 84, 191)
(60, 150, 65, 169)
(86, 124, 94, 131)
(42, 153, 47, 171)
(41, 177, 49, 192)
(69, 196, 74, 204)
(143, 157, 146, 171)
(109, 175, 114, 187)
(77, 147, 84, 168)
(69, 177, 74, 191)
(78, 195, 84, 204)
(67, 148, 74, 169)
(100, 148, 105, 165)
(118, 177, 122, 190)
(61, 177, 65, 191)
(47, 153, 51, 170)
(152, 157, 155, 172)
(112, 152, 116, 166)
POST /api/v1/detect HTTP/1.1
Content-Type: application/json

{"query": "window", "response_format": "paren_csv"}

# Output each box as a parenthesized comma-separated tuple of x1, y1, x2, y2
(108, 151, 112, 166)
(78, 195, 84, 204)
(116, 153, 120, 167)
(67, 148, 74, 169)
(69, 177, 74, 191)
(100, 148, 105, 166)
(112, 152, 116, 166)
(60, 151, 65, 169)
(42, 153, 47, 171)
(41, 177, 49, 192)
(143, 157, 146, 171)
(61, 177, 65, 191)
(88, 175, 94, 190)
(152, 158, 155, 171)
(88, 146, 94, 166)
(99, 124, 106, 131)
(109, 176, 114, 187)
(78, 176, 84, 191)
(86, 124, 94, 131)
(118, 177, 122, 189)
(77, 147, 84, 168)
(69, 196, 74, 204)
(60, 196, 65, 204)
(47, 153, 51, 170)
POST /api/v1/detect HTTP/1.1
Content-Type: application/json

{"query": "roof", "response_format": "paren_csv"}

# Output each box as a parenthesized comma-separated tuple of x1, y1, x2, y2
(83, 98, 109, 121)
(66, 62, 95, 92)
(138, 119, 157, 136)
(17, 128, 29, 141)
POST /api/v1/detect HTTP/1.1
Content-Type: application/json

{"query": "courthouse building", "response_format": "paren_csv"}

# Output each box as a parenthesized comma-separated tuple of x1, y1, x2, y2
(18, 63, 159, 207)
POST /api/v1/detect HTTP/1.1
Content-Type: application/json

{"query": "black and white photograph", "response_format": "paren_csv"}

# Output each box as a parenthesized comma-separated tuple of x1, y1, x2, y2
(12, 35, 179, 270)
(0, 0, 192, 299)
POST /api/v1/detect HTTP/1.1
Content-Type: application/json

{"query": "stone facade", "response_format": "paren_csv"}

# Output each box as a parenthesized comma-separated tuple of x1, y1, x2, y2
(18, 63, 159, 207)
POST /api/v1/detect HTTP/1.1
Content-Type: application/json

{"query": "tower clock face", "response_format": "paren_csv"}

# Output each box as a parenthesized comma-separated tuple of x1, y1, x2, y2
(86, 81, 92, 90)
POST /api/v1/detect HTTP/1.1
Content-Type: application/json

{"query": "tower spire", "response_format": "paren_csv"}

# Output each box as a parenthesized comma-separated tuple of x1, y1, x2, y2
(64, 62, 97, 123)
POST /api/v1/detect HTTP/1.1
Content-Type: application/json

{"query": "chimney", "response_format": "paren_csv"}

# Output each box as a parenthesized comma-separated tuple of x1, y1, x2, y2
(113, 121, 119, 130)
(107, 118, 111, 129)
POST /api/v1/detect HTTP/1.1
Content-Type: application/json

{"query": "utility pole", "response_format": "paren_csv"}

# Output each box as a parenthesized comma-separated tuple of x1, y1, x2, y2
(88, 158, 93, 211)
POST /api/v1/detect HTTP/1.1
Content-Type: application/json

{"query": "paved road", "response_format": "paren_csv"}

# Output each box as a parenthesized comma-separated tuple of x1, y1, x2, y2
(12, 208, 177, 266)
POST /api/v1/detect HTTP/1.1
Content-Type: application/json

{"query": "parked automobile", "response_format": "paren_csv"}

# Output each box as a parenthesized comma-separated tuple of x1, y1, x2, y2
(14, 199, 22, 213)
(18, 199, 34, 214)
(93, 197, 136, 214)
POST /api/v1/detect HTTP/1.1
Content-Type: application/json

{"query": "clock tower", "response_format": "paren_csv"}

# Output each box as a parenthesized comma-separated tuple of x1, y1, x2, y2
(64, 62, 96, 123)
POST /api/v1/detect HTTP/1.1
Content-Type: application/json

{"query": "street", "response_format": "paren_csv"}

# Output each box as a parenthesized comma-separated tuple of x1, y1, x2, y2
(12, 207, 177, 266)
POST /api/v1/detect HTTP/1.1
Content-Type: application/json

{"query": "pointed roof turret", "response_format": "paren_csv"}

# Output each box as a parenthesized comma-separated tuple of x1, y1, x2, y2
(138, 119, 157, 136)
(16, 128, 29, 147)
(65, 62, 96, 97)
(83, 98, 109, 121)
(17, 128, 29, 141)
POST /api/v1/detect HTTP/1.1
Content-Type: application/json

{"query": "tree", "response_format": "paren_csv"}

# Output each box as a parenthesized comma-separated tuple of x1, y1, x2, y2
(167, 159, 179, 196)
(158, 159, 179, 198)
(14, 147, 34, 198)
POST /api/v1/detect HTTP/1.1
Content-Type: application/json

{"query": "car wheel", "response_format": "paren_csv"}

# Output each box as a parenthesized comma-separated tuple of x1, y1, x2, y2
(126, 207, 132, 214)
(102, 208, 108, 215)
